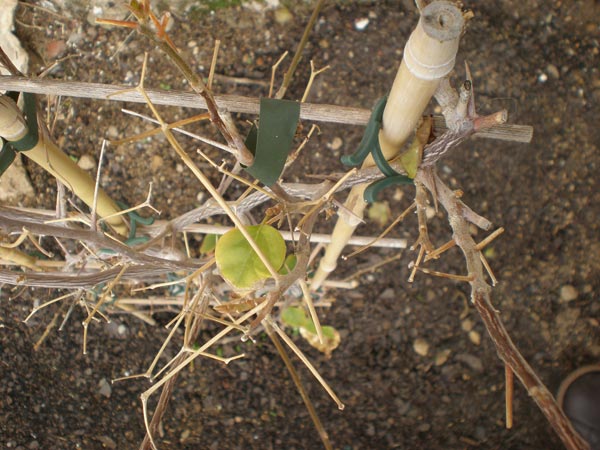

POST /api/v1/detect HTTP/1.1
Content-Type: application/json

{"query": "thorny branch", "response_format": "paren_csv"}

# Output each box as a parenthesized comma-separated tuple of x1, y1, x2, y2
(416, 170, 589, 450)
(0, 3, 583, 449)
(410, 72, 589, 449)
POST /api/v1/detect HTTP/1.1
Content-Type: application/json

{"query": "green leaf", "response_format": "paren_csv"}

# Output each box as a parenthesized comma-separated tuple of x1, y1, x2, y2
(484, 247, 496, 259)
(215, 224, 286, 289)
(199, 233, 218, 255)
(281, 307, 337, 339)
(399, 117, 431, 178)
(244, 98, 300, 186)
(399, 140, 421, 179)
(278, 254, 297, 275)
(281, 306, 312, 329)
(367, 201, 391, 227)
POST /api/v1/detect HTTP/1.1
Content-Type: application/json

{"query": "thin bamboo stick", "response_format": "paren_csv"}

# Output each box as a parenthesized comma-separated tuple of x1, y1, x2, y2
(181, 223, 407, 249)
(311, 1, 464, 290)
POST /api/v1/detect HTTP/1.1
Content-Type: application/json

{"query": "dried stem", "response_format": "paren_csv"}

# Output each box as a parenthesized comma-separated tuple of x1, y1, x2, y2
(0, 76, 533, 142)
(275, 0, 327, 99)
(139, 289, 208, 450)
(265, 321, 333, 450)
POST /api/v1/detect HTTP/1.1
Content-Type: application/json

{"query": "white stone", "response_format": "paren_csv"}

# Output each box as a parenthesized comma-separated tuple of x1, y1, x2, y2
(77, 154, 97, 171)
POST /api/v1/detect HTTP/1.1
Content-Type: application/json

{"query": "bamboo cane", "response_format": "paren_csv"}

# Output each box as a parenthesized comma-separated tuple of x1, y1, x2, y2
(310, 1, 464, 290)
(0, 95, 128, 235)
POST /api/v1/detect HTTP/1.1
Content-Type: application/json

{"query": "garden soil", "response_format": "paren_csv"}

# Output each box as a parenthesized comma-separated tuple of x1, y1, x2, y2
(1, 1, 599, 449)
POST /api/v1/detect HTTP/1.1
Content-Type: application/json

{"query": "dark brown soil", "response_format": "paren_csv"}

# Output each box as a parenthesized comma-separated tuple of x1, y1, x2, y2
(1, 1, 599, 449)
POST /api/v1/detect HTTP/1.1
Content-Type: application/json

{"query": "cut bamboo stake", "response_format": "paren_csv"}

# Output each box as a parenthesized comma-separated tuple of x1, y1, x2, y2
(0, 95, 127, 235)
(311, 1, 464, 290)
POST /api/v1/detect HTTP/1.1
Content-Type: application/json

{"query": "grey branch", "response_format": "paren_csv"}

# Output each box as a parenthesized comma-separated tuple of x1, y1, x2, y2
(0, 76, 532, 142)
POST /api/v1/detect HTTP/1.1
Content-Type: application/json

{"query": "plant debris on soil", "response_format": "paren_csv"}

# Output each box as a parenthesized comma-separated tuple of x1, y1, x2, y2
(1, 1, 599, 449)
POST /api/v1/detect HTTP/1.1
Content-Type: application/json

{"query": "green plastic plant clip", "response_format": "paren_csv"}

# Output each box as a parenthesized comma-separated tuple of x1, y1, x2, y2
(244, 97, 300, 187)
(364, 174, 413, 203)
(116, 201, 155, 241)
(340, 95, 416, 203)
(0, 92, 39, 177)
(341, 95, 388, 167)
(0, 141, 17, 176)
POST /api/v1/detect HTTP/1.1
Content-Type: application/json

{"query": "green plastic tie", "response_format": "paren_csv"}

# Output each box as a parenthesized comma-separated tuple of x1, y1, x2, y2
(0, 92, 39, 177)
(9, 92, 39, 152)
(0, 143, 17, 176)
(244, 97, 300, 186)
(116, 201, 155, 241)
(340, 95, 415, 203)
(99, 203, 155, 254)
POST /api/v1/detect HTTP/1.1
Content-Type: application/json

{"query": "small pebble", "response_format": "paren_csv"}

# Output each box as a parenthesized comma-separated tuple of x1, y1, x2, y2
(461, 318, 474, 332)
(45, 40, 67, 59)
(417, 423, 431, 433)
(274, 7, 293, 25)
(560, 285, 578, 302)
(98, 378, 112, 398)
(67, 32, 85, 47)
(77, 154, 96, 171)
(106, 125, 119, 139)
(180, 429, 191, 442)
(413, 338, 430, 357)
(380, 288, 395, 300)
(395, 398, 411, 415)
(96, 436, 116, 449)
(456, 353, 484, 373)
(434, 349, 452, 366)
(546, 64, 560, 79)
(468, 330, 481, 346)
(151, 155, 163, 172)
(354, 18, 369, 31)
(329, 137, 343, 150)
(319, 39, 330, 49)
